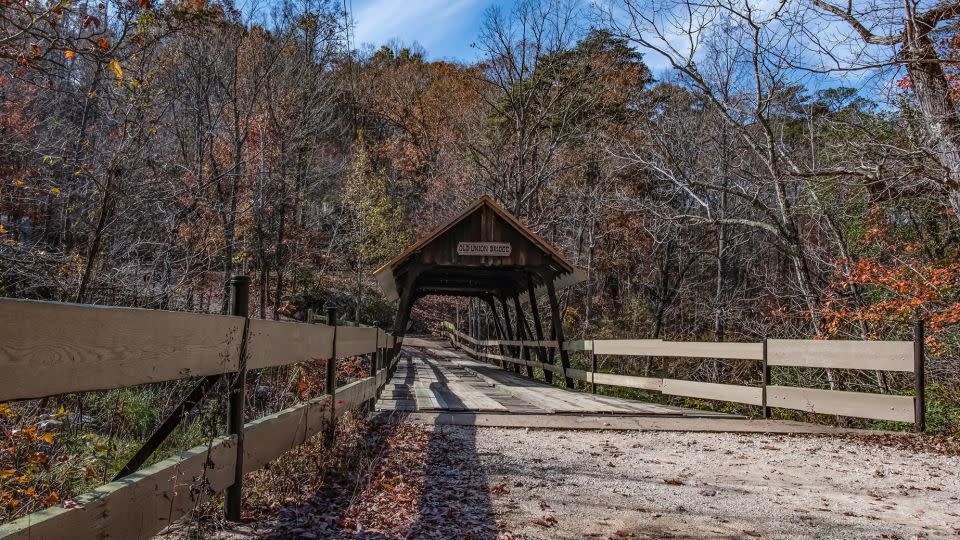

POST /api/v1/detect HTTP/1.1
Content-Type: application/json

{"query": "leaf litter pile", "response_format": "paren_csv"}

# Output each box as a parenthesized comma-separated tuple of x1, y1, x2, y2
(241, 413, 512, 539)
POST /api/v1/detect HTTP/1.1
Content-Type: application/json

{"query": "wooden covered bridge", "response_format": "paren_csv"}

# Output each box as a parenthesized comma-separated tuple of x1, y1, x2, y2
(0, 196, 927, 539)
(372, 196, 924, 429)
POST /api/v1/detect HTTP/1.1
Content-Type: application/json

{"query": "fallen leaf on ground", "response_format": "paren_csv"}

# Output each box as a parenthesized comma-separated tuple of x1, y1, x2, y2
(530, 516, 557, 528)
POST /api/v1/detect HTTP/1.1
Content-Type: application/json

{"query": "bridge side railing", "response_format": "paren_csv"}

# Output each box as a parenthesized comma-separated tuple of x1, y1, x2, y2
(0, 293, 400, 540)
(439, 322, 925, 431)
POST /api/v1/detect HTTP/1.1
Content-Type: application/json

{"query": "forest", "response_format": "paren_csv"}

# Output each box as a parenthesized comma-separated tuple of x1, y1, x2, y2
(2, 0, 960, 522)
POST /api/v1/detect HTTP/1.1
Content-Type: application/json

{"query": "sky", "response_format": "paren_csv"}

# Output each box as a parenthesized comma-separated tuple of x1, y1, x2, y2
(344, 0, 888, 97)
(350, 0, 515, 62)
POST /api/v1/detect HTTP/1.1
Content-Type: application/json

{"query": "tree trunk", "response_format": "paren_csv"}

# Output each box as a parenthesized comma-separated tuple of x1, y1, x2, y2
(272, 200, 286, 321)
(75, 173, 114, 304)
(905, 24, 960, 218)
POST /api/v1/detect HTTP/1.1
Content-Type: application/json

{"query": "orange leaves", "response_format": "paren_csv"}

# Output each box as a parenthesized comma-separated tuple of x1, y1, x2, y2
(97, 37, 110, 51)
(822, 230, 960, 350)
(42, 491, 60, 505)
(64, 50, 75, 60)
(1, 408, 66, 519)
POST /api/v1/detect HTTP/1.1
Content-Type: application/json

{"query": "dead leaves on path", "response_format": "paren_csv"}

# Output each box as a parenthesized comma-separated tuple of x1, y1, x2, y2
(250, 418, 510, 539)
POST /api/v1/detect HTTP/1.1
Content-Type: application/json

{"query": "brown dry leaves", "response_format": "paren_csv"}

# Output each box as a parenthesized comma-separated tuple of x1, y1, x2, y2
(247, 416, 510, 539)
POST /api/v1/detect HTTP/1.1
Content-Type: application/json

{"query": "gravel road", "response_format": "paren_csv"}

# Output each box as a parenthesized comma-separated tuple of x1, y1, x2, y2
(463, 426, 960, 540)
(164, 421, 959, 539)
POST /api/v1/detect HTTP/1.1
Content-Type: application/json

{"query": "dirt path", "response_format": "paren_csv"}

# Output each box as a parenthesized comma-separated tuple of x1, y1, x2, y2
(168, 419, 959, 539)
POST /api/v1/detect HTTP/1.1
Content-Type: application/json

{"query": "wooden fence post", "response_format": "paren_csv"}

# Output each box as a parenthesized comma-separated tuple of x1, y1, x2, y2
(225, 275, 250, 522)
(325, 304, 338, 442)
(590, 349, 597, 394)
(371, 328, 379, 377)
(914, 317, 926, 433)
(761, 336, 770, 420)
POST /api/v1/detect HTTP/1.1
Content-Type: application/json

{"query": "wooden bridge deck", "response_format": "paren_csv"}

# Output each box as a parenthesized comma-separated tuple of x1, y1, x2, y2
(377, 337, 733, 418)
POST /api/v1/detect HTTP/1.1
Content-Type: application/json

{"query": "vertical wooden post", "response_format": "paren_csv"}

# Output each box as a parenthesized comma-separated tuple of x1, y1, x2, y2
(914, 317, 926, 433)
(543, 272, 574, 389)
(325, 304, 337, 442)
(761, 336, 770, 420)
(499, 296, 519, 373)
(325, 304, 338, 394)
(371, 328, 379, 377)
(483, 295, 509, 368)
(225, 275, 249, 522)
(590, 348, 597, 394)
(513, 295, 535, 378)
(526, 276, 551, 384)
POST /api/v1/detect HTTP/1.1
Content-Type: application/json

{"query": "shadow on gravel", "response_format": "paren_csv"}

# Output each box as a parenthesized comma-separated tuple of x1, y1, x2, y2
(407, 413, 498, 540)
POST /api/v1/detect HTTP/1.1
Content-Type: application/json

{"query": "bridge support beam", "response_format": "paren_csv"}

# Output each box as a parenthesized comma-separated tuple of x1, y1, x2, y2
(513, 294, 536, 378)
(483, 294, 510, 367)
(527, 275, 552, 384)
(542, 270, 574, 389)
(499, 295, 519, 373)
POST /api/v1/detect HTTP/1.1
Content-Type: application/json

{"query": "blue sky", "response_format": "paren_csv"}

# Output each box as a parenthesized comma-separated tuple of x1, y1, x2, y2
(350, 0, 514, 62)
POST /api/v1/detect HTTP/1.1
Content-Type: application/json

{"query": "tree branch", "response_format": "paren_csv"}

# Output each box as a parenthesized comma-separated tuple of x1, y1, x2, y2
(810, 0, 904, 45)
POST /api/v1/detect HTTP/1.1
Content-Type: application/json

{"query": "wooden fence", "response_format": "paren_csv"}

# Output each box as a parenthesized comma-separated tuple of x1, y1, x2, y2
(0, 285, 399, 540)
(440, 322, 925, 430)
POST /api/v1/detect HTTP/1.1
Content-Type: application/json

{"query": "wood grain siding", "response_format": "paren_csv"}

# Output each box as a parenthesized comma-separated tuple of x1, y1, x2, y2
(246, 319, 334, 370)
(335, 326, 379, 357)
(592, 339, 664, 355)
(594, 340, 763, 360)
(661, 379, 763, 406)
(767, 340, 914, 371)
(415, 204, 550, 268)
(766, 386, 915, 422)
(0, 435, 237, 540)
(0, 298, 243, 401)
(592, 372, 663, 391)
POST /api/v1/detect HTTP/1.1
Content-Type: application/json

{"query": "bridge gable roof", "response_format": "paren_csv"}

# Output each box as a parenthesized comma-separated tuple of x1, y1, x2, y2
(373, 196, 584, 301)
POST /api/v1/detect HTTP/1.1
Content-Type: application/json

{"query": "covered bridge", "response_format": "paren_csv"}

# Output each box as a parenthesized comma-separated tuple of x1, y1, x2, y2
(374, 196, 586, 387)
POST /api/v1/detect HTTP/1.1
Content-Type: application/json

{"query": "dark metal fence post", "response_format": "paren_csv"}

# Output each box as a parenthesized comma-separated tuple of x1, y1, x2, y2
(914, 317, 926, 433)
(225, 275, 250, 522)
(761, 336, 770, 420)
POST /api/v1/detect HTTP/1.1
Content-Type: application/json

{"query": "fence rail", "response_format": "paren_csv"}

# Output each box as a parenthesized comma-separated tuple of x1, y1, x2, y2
(0, 292, 399, 540)
(440, 323, 925, 430)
